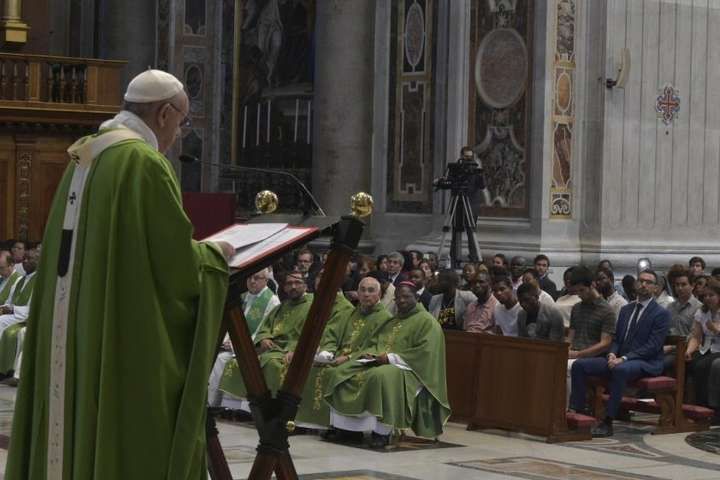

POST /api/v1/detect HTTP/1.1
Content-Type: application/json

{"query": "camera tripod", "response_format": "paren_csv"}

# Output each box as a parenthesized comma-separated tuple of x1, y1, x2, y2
(437, 191, 482, 269)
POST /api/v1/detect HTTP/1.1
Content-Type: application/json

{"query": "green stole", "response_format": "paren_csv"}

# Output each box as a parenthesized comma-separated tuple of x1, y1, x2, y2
(243, 287, 275, 336)
(0, 271, 21, 305)
(9, 273, 36, 306)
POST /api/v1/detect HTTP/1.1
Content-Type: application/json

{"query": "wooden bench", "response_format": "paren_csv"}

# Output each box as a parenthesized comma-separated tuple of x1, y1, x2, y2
(445, 331, 593, 443)
(589, 335, 713, 433)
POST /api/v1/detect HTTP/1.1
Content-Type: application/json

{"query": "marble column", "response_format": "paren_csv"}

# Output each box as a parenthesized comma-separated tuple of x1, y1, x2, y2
(95, 0, 156, 87)
(312, 0, 375, 216)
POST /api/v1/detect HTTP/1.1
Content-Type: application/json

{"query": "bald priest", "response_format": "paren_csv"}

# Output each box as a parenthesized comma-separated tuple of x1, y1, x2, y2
(5, 70, 235, 480)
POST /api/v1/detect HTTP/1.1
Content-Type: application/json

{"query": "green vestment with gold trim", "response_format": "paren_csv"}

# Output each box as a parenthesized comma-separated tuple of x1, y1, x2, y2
(324, 305, 451, 438)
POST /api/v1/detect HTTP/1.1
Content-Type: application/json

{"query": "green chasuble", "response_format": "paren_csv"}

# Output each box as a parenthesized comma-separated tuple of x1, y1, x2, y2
(7, 272, 36, 306)
(324, 305, 451, 438)
(0, 273, 36, 374)
(221, 293, 313, 398)
(0, 271, 21, 305)
(241, 286, 276, 337)
(295, 300, 391, 427)
(5, 132, 228, 480)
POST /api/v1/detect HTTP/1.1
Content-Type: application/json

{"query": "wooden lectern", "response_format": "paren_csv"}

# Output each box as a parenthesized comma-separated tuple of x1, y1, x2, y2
(206, 214, 365, 480)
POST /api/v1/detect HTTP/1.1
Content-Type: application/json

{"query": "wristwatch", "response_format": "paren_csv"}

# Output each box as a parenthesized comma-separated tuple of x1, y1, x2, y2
(621, 356, 628, 362)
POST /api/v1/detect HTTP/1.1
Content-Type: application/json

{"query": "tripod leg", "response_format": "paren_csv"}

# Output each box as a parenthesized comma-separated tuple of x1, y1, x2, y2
(460, 195, 481, 263)
(437, 196, 457, 262)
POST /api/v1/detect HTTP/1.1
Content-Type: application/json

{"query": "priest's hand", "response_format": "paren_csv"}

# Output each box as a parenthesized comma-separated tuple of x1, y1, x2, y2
(375, 353, 389, 365)
(568, 350, 579, 359)
(259, 338, 277, 352)
(0, 305, 12, 315)
(333, 355, 349, 365)
(215, 241, 235, 261)
(284, 351, 294, 364)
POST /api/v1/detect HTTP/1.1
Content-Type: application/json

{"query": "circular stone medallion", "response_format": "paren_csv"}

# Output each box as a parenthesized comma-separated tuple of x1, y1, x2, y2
(185, 64, 203, 100)
(475, 28, 529, 109)
(404, 2, 425, 70)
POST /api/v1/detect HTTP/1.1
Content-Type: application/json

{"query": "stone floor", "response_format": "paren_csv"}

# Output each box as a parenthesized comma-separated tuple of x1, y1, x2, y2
(0, 385, 718, 479)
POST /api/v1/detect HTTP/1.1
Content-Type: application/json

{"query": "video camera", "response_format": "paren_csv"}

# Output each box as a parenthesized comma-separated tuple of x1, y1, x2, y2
(433, 146, 485, 196)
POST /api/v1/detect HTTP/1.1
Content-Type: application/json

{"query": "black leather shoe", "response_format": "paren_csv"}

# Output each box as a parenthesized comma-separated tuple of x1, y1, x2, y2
(369, 432, 390, 449)
(591, 421, 614, 437)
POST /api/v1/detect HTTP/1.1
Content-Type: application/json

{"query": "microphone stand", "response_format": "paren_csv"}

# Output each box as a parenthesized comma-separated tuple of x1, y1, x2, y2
(179, 155, 326, 217)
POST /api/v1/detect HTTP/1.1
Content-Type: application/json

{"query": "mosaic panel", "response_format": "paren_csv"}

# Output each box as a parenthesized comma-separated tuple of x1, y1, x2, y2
(468, 0, 533, 218)
(298, 471, 419, 480)
(449, 456, 663, 480)
(549, 0, 576, 218)
(387, 0, 435, 213)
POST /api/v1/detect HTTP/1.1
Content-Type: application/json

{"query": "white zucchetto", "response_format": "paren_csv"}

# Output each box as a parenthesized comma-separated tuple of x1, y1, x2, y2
(123, 69, 184, 103)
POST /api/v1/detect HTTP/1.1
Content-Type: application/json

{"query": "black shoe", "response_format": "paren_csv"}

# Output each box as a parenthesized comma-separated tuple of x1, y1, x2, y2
(369, 432, 390, 449)
(591, 419, 614, 437)
(321, 427, 339, 440)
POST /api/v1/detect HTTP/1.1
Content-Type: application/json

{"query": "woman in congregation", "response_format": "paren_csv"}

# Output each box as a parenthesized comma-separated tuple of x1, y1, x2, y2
(685, 279, 720, 425)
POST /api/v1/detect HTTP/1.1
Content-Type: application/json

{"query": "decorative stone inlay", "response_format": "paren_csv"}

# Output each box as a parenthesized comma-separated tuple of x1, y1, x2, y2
(549, 0, 576, 219)
(474, 28, 528, 109)
(404, 1, 425, 71)
(655, 84, 680, 126)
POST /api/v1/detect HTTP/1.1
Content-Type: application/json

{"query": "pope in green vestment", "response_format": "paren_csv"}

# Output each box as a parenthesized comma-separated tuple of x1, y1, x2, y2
(5, 71, 231, 480)
(220, 271, 313, 399)
(296, 277, 391, 428)
(324, 282, 451, 446)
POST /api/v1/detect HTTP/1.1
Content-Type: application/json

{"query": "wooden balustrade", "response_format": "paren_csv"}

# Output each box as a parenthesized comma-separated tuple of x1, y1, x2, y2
(0, 53, 126, 126)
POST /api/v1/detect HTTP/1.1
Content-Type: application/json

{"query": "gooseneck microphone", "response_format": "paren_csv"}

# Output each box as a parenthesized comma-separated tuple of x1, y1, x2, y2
(178, 155, 326, 216)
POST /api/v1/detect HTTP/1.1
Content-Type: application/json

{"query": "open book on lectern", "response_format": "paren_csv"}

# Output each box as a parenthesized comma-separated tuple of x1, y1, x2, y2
(203, 223, 319, 269)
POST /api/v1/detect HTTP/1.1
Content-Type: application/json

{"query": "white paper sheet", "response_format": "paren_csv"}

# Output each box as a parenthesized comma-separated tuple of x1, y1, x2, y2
(203, 223, 288, 250)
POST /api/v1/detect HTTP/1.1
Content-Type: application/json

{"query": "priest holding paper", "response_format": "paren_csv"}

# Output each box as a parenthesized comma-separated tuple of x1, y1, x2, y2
(324, 281, 451, 448)
(6, 70, 234, 480)
(295, 276, 392, 429)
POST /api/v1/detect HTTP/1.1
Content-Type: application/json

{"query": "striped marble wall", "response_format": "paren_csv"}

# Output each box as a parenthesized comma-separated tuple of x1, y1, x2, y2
(602, 0, 720, 236)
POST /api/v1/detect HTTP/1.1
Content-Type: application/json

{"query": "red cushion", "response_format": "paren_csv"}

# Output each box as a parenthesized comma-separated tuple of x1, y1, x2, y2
(632, 376, 676, 391)
(682, 404, 714, 419)
(566, 412, 596, 429)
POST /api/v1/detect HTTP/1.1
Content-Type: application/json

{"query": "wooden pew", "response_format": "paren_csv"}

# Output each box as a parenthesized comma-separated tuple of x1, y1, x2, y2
(445, 331, 592, 443)
(589, 335, 713, 433)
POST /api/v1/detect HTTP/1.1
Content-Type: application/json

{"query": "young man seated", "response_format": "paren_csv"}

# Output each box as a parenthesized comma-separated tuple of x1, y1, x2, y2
(569, 269, 670, 437)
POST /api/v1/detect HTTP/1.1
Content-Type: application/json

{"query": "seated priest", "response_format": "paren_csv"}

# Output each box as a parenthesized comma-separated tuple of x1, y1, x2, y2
(208, 267, 280, 407)
(0, 251, 22, 305)
(324, 281, 451, 448)
(219, 270, 312, 408)
(0, 249, 39, 381)
(295, 276, 391, 429)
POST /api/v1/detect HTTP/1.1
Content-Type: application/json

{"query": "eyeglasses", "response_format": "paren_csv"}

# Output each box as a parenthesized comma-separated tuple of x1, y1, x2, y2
(167, 102, 192, 128)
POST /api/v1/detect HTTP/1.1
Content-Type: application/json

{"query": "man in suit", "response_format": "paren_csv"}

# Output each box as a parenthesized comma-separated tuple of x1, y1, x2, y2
(569, 269, 670, 437)
(428, 269, 476, 330)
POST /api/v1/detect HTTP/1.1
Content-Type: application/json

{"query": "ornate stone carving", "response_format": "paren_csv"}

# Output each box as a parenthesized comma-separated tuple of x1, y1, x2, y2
(15, 150, 31, 241)
(550, 0, 576, 219)
(468, 0, 532, 217)
(656, 84, 680, 126)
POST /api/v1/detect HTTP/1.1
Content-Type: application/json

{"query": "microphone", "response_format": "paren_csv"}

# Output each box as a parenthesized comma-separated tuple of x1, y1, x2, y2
(178, 155, 326, 216)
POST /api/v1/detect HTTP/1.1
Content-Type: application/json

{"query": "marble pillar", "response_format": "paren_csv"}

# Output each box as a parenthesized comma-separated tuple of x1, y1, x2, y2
(312, 0, 375, 216)
(96, 0, 156, 86)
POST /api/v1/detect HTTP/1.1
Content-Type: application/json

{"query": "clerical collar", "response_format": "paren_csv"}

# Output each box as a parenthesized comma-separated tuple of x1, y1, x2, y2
(99, 110, 160, 150)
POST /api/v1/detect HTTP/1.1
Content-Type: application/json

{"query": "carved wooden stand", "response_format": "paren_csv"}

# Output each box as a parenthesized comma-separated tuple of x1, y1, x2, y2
(206, 216, 364, 480)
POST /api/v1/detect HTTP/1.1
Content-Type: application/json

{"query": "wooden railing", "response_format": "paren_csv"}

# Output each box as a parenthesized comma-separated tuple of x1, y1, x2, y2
(0, 53, 126, 125)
